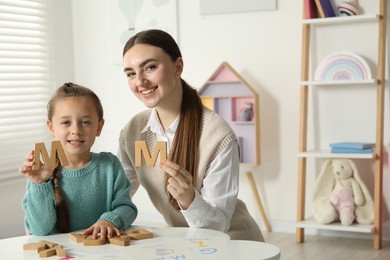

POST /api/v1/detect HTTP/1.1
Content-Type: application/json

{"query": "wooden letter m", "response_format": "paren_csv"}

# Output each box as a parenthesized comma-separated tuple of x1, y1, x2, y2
(32, 141, 69, 170)
(135, 141, 167, 167)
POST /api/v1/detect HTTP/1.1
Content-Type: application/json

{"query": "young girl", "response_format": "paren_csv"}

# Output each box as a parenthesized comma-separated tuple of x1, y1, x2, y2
(20, 83, 137, 239)
(119, 29, 264, 241)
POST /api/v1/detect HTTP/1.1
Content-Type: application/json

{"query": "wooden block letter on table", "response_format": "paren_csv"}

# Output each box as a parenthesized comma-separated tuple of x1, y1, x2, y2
(83, 235, 107, 246)
(54, 245, 67, 257)
(33, 141, 69, 170)
(38, 248, 57, 258)
(23, 242, 46, 251)
(135, 141, 167, 167)
(108, 234, 131, 246)
(69, 232, 87, 243)
(39, 240, 58, 248)
(126, 229, 153, 240)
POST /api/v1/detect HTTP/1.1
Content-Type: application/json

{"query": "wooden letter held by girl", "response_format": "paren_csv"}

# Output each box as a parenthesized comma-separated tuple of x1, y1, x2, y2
(135, 141, 167, 167)
(32, 141, 69, 170)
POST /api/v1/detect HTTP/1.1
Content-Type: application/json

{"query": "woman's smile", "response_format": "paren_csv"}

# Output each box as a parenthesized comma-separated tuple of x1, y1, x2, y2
(139, 86, 158, 96)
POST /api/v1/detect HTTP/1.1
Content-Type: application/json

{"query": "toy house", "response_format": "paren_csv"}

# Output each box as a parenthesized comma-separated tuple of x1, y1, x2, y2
(199, 62, 271, 232)
(198, 62, 260, 165)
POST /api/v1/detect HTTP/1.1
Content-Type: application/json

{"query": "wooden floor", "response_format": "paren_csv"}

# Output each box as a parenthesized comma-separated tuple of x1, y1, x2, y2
(263, 232, 390, 260)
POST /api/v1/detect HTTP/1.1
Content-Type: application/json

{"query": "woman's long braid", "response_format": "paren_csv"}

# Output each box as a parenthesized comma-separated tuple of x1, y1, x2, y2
(52, 167, 69, 233)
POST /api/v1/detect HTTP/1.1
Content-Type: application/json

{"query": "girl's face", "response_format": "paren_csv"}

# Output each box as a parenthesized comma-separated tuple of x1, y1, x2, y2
(123, 44, 183, 109)
(46, 97, 104, 161)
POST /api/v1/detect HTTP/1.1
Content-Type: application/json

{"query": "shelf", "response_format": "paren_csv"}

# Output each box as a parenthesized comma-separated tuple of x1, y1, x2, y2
(298, 149, 375, 159)
(303, 14, 379, 26)
(297, 217, 374, 233)
(301, 79, 377, 86)
(207, 80, 240, 84)
(233, 121, 254, 125)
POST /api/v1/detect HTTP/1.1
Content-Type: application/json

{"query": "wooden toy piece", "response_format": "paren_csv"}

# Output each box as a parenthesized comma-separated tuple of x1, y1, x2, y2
(69, 232, 131, 247)
(54, 245, 67, 257)
(23, 240, 68, 258)
(23, 242, 46, 250)
(83, 235, 107, 246)
(69, 232, 87, 243)
(126, 229, 153, 240)
(33, 141, 69, 170)
(135, 141, 167, 167)
(108, 234, 131, 246)
(39, 240, 58, 248)
(38, 248, 56, 258)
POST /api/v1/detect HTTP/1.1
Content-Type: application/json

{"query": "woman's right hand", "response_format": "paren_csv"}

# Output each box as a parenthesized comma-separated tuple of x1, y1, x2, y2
(19, 150, 54, 184)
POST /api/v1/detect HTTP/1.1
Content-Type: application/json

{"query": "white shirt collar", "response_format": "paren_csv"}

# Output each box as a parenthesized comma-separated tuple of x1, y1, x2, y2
(140, 108, 180, 136)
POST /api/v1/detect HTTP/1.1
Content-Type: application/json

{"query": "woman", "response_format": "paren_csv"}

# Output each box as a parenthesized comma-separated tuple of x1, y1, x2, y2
(118, 29, 263, 241)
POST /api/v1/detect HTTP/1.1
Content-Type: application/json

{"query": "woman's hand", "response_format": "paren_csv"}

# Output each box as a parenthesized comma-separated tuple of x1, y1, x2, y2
(160, 160, 195, 210)
(19, 150, 54, 184)
(83, 220, 121, 240)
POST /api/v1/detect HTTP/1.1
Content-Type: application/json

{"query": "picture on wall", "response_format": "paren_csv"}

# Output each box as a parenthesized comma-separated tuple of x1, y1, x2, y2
(200, 0, 277, 15)
(110, 0, 178, 64)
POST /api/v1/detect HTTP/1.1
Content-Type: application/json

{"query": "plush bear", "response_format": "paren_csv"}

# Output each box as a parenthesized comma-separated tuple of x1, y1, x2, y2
(313, 159, 374, 226)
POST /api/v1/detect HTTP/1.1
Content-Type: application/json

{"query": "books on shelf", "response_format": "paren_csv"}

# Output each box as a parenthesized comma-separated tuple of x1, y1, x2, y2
(319, 0, 336, 17)
(329, 142, 375, 154)
(314, 0, 325, 18)
(331, 147, 374, 154)
(305, 0, 318, 19)
(329, 142, 375, 149)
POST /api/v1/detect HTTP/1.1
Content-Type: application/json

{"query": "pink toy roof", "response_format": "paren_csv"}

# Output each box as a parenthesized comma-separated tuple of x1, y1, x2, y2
(198, 62, 257, 96)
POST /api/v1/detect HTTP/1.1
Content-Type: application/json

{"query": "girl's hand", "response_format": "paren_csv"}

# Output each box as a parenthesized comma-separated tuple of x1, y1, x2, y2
(160, 160, 195, 210)
(82, 220, 121, 240)
(18, 150, 54, 184)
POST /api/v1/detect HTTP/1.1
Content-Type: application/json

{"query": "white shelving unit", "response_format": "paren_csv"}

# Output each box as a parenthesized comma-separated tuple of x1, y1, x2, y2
(297, 217, 374, 233)
(301, 79, 376, 86)
(298, 150, 376, 159)
(296, 1, 387, 250)
(302, 14, 379, 25)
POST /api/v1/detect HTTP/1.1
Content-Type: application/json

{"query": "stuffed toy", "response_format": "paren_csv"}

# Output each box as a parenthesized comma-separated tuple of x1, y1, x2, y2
(239, 102, 254, 121)
(313, 159, 374, 225)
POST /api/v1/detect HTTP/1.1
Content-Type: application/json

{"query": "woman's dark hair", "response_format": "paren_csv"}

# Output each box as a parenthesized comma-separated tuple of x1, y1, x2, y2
(47, 82, 104, 232)
(123, 30, 203, 210)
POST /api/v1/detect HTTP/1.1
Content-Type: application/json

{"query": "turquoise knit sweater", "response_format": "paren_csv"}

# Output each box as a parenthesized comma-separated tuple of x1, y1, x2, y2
(22, 152, 138, 235)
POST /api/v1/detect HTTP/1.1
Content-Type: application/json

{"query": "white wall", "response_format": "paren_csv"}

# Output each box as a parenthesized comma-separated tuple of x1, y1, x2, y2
(1, 0, 389, 239)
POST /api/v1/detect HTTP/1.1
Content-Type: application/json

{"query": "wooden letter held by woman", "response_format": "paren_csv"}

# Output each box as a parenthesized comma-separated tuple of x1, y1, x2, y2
(32, 141, 69, 170)
(135, 141, 167, 167)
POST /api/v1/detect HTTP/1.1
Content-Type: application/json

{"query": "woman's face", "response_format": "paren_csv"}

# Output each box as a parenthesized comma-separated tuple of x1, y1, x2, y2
(123, 44, 183, 109)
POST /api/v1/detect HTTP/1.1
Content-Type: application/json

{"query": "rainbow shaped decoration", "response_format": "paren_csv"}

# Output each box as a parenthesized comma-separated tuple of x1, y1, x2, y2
(337, 1, 360, 16)
(314, 52, 372, 81)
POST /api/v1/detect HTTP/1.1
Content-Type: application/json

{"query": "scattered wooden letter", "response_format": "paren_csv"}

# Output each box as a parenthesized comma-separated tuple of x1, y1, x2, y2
(54, 245, 67, 257)
(23, 240, 67, 258)
(23, 242, 46, 251)
(83, 235, 107, 246)
(108, 234, 131, 246)
(38, 248, 56, 258)
(69, 232, 86, 243)
(126, 229, 154, 240)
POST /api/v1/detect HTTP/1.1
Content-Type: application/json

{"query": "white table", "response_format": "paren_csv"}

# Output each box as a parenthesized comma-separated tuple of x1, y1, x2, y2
(0, 226, 280, 260)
